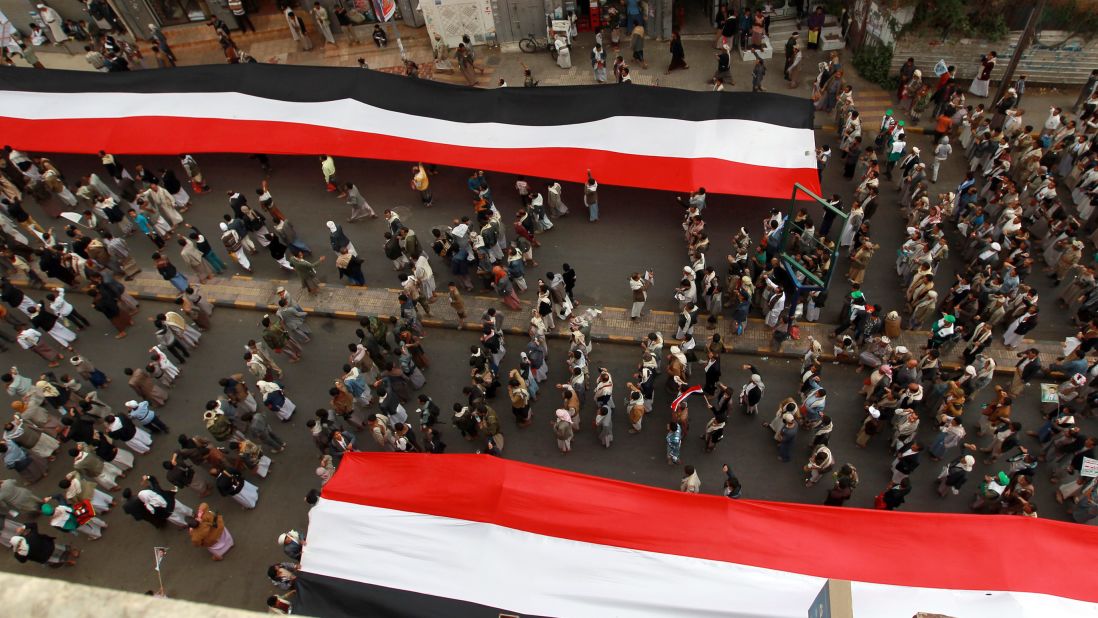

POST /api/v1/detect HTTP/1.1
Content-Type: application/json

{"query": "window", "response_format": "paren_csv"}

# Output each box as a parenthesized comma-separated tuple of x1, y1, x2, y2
(147, 0, 208, 26)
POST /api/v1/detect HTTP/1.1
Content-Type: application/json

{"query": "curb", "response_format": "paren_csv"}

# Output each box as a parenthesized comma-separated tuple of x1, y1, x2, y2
(126, 286, 1038, 376)
(11, 278, 1045, 377)
(817, 123, 928, 135)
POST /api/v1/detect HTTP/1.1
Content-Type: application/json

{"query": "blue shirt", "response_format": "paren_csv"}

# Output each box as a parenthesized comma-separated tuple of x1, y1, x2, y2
(134, 213, 152, 234)
(3, 442, 27, 468)
(1052, 358, 1087, 379)
(127, 401, 157, 425)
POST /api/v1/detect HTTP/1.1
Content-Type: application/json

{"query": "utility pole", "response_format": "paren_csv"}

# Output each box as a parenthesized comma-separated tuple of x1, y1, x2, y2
(855, 0, 871, 51)
(992, 0, 1049, 103)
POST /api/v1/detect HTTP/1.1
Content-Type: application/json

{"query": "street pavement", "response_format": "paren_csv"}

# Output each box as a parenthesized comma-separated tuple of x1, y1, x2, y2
(1, 41, 1096, 613)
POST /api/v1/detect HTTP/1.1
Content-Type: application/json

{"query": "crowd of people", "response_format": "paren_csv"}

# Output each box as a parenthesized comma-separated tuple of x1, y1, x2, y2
(1, 18, 1098, 612)
(811, 58, 1098, 519)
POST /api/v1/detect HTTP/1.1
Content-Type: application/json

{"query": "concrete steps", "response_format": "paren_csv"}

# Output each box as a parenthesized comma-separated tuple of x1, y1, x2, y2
(891, 31, 1098, 85)
(767, 15, 799, 41)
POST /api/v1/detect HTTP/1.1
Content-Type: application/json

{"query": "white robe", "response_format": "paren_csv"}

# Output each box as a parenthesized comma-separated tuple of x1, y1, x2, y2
(765, 294, 786, 327)
(111, 448, 135, 471)
(232, 480, 259, 509)
(46, 321, 77, 347)
(125, 426, 153, 454)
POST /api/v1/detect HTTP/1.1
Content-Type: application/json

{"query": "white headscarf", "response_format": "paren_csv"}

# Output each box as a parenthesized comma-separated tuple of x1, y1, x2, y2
(10, 536, 28, 557)
(138, 488, 167, 512)
(807, 338, 822, 355)
(256, 380, 281, 397)
(959, 455, 976, 471)
(326, 221, 337, 233)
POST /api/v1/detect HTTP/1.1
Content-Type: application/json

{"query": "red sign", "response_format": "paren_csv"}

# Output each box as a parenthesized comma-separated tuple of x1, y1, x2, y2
(373, 0, 396, 21)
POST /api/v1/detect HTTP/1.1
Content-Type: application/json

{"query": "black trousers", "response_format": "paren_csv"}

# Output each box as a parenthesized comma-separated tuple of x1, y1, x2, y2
(66, 308, 90, 328)
(164, 339, 190, 363)
(236, 13, 256, 32)
(141, 415, 170, 434)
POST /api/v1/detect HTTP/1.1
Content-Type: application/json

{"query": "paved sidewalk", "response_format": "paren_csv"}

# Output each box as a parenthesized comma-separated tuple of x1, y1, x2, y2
(14, 271, 1066, 376)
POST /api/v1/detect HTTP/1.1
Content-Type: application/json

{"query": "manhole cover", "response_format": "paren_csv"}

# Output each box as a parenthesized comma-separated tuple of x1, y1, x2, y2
(486, 55, 502, 66)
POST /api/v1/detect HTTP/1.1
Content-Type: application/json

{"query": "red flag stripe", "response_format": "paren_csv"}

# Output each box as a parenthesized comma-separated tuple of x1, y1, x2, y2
(0, 116, 820, 199)
(670, 384, 704, 410)
(320, 454, 1098, 603)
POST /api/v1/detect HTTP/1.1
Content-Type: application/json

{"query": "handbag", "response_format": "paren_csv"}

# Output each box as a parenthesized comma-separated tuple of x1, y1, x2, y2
(873, 492, 887, 509)
(72, 499, 96, 525)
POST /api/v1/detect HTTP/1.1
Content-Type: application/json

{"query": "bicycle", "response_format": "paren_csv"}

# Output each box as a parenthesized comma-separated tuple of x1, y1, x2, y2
(518, 33, 558, 60)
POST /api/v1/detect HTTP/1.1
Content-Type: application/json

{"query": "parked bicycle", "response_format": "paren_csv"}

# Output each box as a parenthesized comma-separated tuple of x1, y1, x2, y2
(518, 33, 558, 60)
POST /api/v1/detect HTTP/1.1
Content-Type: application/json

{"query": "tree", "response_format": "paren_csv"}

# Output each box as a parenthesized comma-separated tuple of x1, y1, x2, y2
(924, 0, 970, 39)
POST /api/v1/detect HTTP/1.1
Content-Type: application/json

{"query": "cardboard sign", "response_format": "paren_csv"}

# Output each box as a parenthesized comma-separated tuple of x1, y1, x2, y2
(1040, 383, 1059, 404)
(1081, 457, 1098, 478)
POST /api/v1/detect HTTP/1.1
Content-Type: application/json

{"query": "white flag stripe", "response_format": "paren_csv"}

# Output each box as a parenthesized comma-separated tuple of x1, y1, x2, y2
(0, 90, 816, 170)
(302, 499, 1096, 618)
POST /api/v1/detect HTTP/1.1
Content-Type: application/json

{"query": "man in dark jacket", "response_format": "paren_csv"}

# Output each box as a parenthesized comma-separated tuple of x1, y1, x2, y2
(12, 521, 77, 565)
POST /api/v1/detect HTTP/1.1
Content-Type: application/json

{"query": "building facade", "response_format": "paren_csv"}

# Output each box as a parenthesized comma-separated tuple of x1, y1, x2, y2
(443, 0, 670, 47)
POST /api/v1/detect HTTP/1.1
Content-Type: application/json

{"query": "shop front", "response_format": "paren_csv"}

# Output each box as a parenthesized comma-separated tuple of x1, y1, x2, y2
(146, 0, 208, 26)
(479, 0, 655, 45)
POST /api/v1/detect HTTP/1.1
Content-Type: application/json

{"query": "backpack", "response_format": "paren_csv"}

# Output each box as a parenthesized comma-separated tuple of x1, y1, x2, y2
(206, 413, 233, 441)
(481, 224, 497, 247)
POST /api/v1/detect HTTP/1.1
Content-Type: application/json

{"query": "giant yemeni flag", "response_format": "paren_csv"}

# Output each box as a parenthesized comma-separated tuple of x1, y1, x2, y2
(0, 65, 819, 199)
(298, 454, 1098, 617)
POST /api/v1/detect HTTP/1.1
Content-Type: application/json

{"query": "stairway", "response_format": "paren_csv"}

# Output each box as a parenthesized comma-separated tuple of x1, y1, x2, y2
(847, 87, 894, 129)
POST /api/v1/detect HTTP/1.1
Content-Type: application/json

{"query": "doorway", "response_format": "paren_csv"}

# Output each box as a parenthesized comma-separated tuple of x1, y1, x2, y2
(506, 0, 547, 41)
(673, 0, 717, 35)
(146, 0, 209, 25)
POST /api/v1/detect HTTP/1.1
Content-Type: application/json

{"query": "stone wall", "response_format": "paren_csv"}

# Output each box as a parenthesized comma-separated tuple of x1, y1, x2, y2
(0, 571, 263, 617)
(889, 30, 1098, 85)
(422, 0, 495, 47)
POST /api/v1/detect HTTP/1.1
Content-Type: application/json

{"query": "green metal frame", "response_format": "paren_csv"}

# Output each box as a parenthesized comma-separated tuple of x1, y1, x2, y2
(777, 182, 848, 296)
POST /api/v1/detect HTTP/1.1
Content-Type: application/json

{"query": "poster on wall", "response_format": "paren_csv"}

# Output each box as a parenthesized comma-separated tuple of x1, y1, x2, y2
(372, 0, 396, 21)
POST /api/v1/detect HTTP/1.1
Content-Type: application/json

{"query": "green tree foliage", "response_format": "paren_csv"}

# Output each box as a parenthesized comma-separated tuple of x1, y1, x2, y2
(852, 43, 898, 90)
